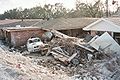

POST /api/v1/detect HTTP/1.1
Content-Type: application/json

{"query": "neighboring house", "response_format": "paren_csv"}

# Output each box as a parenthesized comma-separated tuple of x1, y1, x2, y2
(33, 18, 98, 38)
(0, 19, 20, 39)
(83, 18, 120, 44)
(1, 18, 120, 47)
(83, 18, 120, 33)
(0, 19, 45, 39)
(2, 27, 46, 47)
(0, 19, 44, 28)
(0, 19, 20, 25)
(33, 18, 120, 39)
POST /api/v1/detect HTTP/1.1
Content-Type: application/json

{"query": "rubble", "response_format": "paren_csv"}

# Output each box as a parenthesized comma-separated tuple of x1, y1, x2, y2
(0, 45, 71, 80)
(50, 30, 95, 62)
(0, 29, 120, 80)
(41, 30, 120, 80)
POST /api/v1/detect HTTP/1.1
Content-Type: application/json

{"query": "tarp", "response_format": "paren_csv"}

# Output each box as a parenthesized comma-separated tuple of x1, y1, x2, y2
(89, 32, 120, 54)
(83, 18, 120, 33)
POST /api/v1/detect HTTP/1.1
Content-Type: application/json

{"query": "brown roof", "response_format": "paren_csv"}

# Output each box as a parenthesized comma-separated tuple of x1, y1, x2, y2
(33, 18, 120, 30)
(1, 18, 120, 30)
(0, 19, 20, 25)
(0, 19, 44, 28)
(34, 18, 98, 30)
(3, 27, 45, 32)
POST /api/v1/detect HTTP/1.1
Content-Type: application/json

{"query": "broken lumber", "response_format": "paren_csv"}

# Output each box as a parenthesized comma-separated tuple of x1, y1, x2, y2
(51, 29, 70, 38)
(50, 51, 69, 62)
(73, 42, 95, 53)
(51, 29, 95, 53)
(67, 53, 78, 62)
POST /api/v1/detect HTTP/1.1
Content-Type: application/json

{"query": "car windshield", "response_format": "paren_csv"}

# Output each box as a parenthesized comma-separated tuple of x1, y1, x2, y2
(33, 38, 40, 42)
(28, 38, 41, 44)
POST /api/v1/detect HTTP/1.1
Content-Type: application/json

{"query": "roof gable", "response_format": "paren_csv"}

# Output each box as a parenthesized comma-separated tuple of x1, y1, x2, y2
(83, 18, 120, 33)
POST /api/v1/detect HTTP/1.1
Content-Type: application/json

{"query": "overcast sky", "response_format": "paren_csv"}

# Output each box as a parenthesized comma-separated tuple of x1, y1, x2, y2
(0, 0, 119, 14)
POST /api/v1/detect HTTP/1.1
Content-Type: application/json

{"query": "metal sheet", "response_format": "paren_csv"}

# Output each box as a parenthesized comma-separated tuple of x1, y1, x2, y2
(90, 32, 120, 54)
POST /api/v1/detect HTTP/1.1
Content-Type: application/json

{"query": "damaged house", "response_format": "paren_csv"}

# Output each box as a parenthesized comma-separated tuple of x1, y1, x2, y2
(83, 18, 120, 54)
(2, 27, 46, 47)
(0, 19, 20, 39)
(33, 18, 120, 41)
(0, 19, 45, 39)
(1, 18, 120, 48)
(83, 18, 120, 44)
(0, 18, 120, 80)
(0, 19, 46, 47)
(33, 18, 98, 38)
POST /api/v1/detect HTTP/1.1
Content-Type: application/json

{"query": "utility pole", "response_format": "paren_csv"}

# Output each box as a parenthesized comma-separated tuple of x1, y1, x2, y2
(106, 0, 109, 17)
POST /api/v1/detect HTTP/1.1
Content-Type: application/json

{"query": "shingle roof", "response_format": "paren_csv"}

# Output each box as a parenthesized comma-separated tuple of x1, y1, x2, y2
(3, 27, 44, 32)
(33, 18, 98, 30)
(1, 18, 120, 31)
(33, 18, 120, 30)
(0, 19, 44, 28)
(0, 19, 20, 25)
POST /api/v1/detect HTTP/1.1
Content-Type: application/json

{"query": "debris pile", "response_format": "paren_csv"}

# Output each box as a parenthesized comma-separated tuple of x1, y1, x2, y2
(1, 29, 120, 80)
(36, 30, 120, 80)
(43, 30, 94, 66)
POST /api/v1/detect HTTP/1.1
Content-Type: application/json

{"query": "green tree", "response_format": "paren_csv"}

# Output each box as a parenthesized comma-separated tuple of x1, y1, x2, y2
(0, 1, 106, 20)
(73, 0, 104, 18)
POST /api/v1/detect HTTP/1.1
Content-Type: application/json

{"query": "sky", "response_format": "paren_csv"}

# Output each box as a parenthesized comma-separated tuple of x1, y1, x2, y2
(0, 0, 120, 14)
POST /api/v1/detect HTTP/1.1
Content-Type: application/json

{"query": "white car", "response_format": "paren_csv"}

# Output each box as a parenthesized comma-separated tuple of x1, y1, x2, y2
(27, 37, 44, 52)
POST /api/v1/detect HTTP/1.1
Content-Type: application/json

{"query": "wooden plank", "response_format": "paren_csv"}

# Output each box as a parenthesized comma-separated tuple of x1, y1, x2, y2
(67, 53, 78, 62)
(73, 42, 95, 53)
(50, 51, 68, 62)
